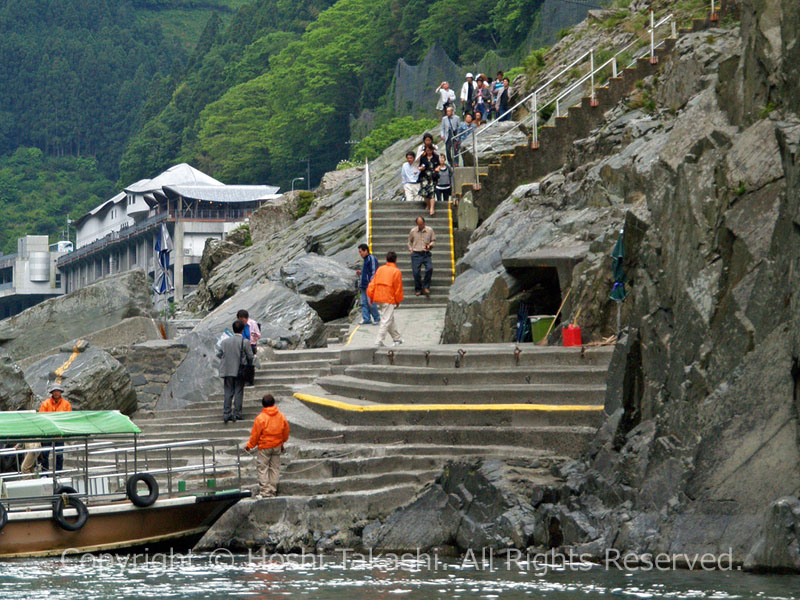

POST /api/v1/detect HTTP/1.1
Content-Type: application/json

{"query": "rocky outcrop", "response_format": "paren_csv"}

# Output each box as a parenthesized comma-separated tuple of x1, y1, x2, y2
(249, 192, 300, 243)
(199, 227, 250, 281)
(363, 458, 559, 552)
(0, 351, 33, 411)
(0, 270, 153, 361)
(24, 342, 137, 414)
(189, 128, 441, 314)
(440, 6, 800, 570)
(159, 281, 325, 410)
(110, 340, 189, 413)
(280, 254, 356, 322)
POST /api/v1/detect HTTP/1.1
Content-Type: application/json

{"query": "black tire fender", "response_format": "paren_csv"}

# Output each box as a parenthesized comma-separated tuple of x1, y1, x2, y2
(52, 494, 88, 531)
(126, 473, 159, 508)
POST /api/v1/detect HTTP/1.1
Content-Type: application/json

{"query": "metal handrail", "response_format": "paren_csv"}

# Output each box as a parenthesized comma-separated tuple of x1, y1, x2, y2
(457, 11, 675, 163)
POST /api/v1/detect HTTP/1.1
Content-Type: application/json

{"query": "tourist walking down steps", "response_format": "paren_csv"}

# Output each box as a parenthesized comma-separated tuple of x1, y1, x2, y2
(408, 216, 436, 296)
(367, 251, 404, 347)
(244, 394, 290, 499)
(216, 320, 253, 424)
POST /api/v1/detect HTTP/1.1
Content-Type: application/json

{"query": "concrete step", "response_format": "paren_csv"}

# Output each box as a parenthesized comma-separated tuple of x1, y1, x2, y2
(372, 344, 614, 368)
(257, 359, 335, 371)
(343, 364, 608, 386)
(216, 483, 422, 527)
(316, 375, 606, 405)
(270, 349, 341, 362)
(278, 469, 439, 496)
(297, 393, 604, 428)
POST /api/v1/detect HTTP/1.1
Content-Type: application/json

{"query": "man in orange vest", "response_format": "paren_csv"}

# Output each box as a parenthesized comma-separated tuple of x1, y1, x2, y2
(366, 251, 405, 347)
(244, 394, 290, 499)
(38, 383, 72, 472)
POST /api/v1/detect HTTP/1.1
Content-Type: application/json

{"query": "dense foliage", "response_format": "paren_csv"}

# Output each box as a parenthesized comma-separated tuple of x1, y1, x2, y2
(350, 117, 438, 162)
(0, 0, 549, 237)
(122, 0, 549, 189)
(0, 148, 115, 254)
(0, 0, 186, 175)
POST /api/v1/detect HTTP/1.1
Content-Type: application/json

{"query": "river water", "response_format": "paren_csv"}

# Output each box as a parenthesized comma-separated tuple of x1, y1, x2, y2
(0, 553, 797, 600)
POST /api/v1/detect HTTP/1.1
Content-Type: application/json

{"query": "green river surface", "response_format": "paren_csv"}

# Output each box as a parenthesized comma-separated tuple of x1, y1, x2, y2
(0, 553, 797, 600)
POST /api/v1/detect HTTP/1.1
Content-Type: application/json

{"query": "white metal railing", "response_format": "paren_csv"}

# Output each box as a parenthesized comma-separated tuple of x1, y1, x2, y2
(455, 11, 677, 170)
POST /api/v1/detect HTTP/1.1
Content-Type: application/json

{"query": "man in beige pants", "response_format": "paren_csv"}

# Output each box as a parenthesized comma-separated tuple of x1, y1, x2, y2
(244, 394, 290, 499)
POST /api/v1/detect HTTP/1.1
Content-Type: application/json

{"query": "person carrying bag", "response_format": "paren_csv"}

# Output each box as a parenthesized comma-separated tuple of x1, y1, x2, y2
(216, 320, 254, 423)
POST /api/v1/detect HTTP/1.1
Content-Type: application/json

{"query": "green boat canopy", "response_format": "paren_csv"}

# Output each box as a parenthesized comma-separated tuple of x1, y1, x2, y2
(0, 411, 141, 439)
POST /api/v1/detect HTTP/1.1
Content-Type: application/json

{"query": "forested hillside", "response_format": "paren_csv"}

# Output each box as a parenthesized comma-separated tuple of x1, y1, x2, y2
(120, 0, 553, 188)
(0, 0, 573, 252)
(0, 0, 244, 253)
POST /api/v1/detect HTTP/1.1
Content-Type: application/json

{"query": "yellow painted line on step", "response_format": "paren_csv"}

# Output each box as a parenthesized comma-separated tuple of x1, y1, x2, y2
(345, 325, 361, 346)
(447, 200, 456, 283)
(294, 393, 603, 412)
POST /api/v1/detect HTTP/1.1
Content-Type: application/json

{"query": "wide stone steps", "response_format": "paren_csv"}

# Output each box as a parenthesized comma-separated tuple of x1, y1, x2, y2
(314, 375, 604, 405)
(279, 469, 439, 496)
(295, 389, 603, 428)
(342, 364, 608, 386)
(372, 344, 613, 368)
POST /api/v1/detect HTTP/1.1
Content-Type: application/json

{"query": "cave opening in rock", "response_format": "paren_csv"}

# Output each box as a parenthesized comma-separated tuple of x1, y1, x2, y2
(506, 265, 563, 338)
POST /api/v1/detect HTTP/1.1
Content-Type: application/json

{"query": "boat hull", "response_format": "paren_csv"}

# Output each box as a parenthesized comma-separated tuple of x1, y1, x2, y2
(0, 491, 248, 558)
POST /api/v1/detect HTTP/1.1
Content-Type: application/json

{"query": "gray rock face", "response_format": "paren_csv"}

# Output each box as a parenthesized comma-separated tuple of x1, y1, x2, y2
(745, 498, 800, 572)
(249, 193, 299, 244)
(0, 270, 153, 361)
(442, 269, 515, 343)
(441, 15, 800, 570)
(110, 340, 189, 413)
(280, 254, 356, 322)
(159, 281, 325, 410)
(24, 344, 137, 414)
(0, 351, 33, 411)
(363, 458, 555, 552)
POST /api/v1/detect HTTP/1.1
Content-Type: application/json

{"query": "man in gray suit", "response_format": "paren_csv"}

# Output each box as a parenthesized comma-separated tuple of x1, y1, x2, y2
(216, 320, 254, 424)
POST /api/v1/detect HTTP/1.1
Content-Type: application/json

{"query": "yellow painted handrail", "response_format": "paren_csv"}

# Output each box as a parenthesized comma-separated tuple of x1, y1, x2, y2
(448, 200, 456, 283)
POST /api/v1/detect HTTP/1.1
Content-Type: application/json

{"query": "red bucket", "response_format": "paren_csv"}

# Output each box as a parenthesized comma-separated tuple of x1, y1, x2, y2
(563, 324, 582, 347)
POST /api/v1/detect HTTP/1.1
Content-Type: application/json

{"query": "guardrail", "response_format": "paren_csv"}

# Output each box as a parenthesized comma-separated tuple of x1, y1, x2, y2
(455, 11, 676, 166)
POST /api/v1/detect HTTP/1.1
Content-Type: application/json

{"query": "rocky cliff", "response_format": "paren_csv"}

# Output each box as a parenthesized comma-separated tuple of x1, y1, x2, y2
(416, 0, 800, 571)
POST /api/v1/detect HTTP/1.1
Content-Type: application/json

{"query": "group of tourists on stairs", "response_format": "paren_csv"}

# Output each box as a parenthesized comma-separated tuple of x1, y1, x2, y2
(402, 134, 453, 215)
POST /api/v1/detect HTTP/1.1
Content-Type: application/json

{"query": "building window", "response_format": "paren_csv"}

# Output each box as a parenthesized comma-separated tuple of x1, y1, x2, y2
(131, 245, 137, 265)
(55, 273, 61, 287)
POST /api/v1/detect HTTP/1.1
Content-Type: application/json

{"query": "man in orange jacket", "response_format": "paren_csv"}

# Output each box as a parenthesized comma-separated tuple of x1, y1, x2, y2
(38, 383, 72, 472)
(366, 251, 404, 347)
(244, 394, 290, 499)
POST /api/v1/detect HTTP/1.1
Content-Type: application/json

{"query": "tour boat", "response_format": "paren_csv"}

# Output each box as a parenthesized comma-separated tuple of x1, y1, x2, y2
(0, 411, 249, 558)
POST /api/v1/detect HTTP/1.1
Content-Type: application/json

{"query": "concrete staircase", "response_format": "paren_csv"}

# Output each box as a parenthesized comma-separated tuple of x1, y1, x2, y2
(369, 201, 454, 307)
(124, 343, 611, 524)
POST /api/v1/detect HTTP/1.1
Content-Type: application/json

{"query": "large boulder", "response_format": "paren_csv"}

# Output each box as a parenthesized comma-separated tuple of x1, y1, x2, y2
(110, 340, 189, 413)
(249, 192, 300, 243)
(745, 497, 800, 572)
(159, 281, 325, 410)
(0, 351, 33, 411)
(442, 269, 515, 344)
(0, 270, 153, 361)
(280, 254, 356, 322)
(24, 343, 137, 415)
(363, 457, 557, 552)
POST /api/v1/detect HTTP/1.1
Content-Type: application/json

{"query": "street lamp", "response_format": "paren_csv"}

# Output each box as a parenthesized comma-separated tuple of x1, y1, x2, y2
(299, 158, 310, 190)
(291, 177, 304, 192)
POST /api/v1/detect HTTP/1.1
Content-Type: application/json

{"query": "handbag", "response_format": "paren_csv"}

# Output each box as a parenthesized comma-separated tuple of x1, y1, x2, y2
(237, 338, 255, 386)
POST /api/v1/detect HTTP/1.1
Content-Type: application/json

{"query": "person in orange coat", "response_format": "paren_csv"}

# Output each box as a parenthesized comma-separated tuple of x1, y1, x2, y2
(244, 394, 290, 499)
(366, 251, 404, 347)
(38, 383, 72, 472)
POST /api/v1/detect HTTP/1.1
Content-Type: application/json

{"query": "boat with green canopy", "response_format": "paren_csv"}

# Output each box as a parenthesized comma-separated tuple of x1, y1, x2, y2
(0, 410, 249, 558)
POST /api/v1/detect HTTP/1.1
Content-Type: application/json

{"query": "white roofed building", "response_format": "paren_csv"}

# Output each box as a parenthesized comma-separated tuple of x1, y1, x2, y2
(58, 164, 280, 300)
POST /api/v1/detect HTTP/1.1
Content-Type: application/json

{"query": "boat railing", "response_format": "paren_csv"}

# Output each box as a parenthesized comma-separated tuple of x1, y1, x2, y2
(0, 437, 246, 508)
